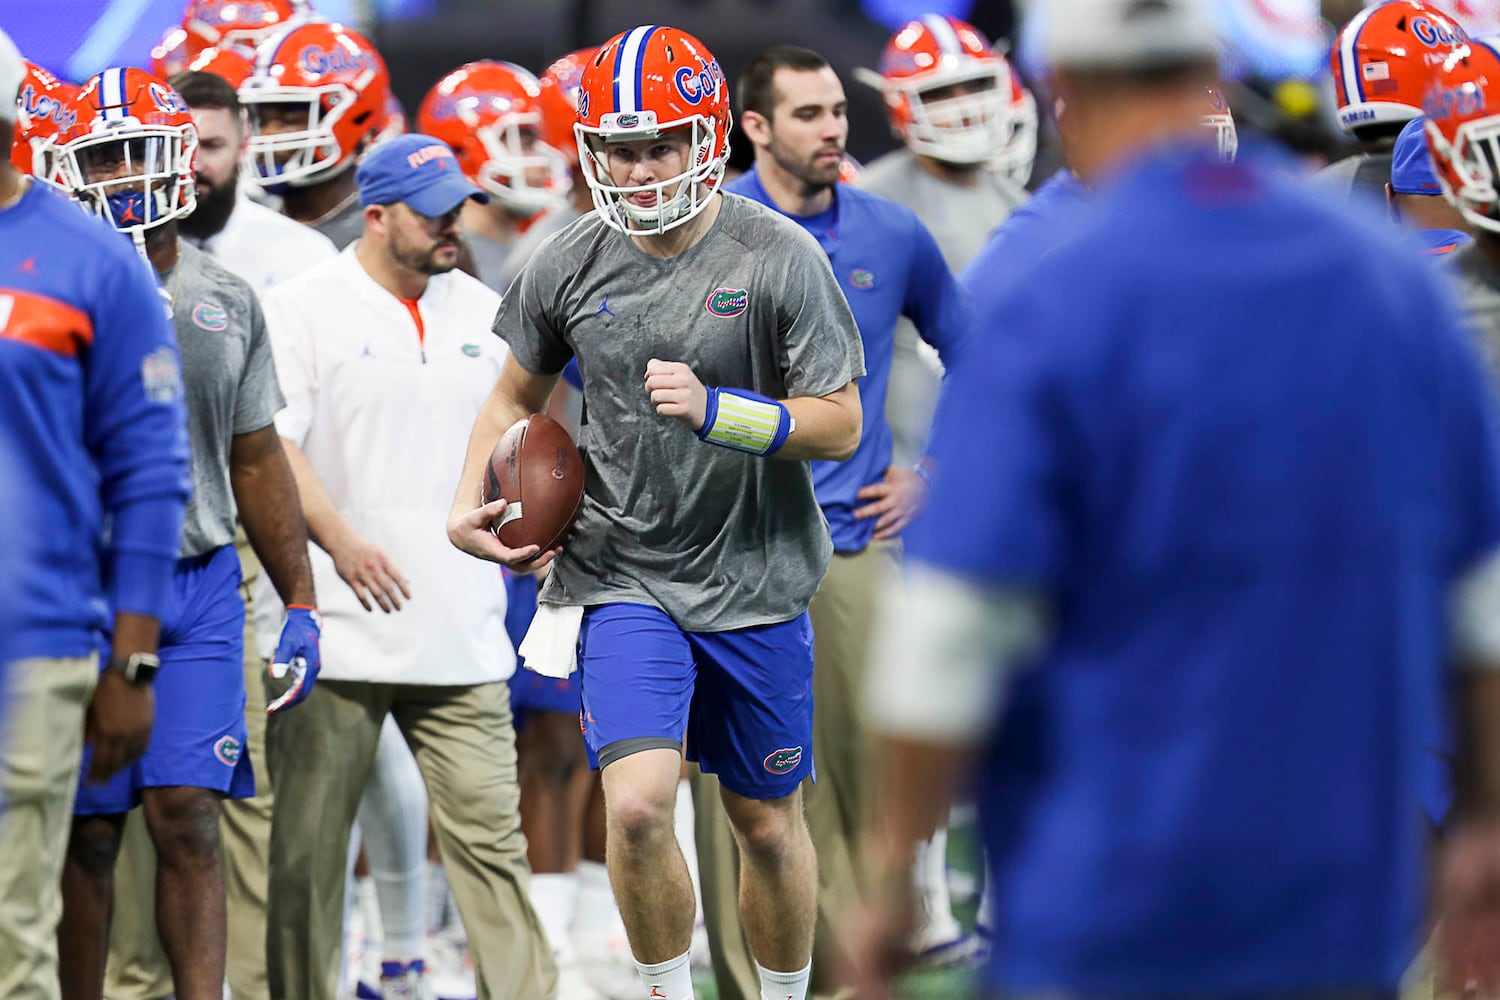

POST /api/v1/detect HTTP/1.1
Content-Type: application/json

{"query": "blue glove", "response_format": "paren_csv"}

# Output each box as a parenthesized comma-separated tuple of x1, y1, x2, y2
(267, 605, 321, 714)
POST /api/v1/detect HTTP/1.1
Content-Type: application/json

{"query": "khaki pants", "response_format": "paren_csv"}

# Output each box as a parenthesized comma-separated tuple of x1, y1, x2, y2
(693, 543, 899, 1000)
(104, 538, 272, 1000)
(266, 678, 555, 1000)
(0, 655, 99, 1000)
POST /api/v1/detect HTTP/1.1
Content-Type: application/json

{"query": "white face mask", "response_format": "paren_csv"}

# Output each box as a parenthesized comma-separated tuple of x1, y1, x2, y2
(577, 115, 727, 236)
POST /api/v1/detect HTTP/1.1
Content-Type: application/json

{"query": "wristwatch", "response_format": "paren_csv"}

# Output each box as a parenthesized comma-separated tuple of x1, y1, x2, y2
(107, 651, 161, 686)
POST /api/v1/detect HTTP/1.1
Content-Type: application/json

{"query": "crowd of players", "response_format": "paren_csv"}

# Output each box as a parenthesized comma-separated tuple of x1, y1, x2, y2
(12, 0, 1500, 999)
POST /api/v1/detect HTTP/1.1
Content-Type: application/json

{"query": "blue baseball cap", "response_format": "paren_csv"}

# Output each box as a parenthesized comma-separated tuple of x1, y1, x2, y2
(1391, 117, 1441, 196)
(355, 134, 489, 215)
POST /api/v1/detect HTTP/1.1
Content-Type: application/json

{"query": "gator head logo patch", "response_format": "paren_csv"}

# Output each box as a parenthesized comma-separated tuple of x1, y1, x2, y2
(705, 287, 748, 317)
(214, 735, 243, 766)
(849, 268, 875, 290)
(192, 303, 229, 331)
(763, 746, 803, 774)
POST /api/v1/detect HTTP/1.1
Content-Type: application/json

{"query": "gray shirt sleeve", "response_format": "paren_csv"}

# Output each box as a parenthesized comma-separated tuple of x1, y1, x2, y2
(234, 295, 285, 435)
(771, 233, 866, 399)
(492, 241, 573, 377)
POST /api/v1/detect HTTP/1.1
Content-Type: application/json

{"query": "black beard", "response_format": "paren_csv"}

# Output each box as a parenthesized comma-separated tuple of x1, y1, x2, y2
(179, 178, 238, 240)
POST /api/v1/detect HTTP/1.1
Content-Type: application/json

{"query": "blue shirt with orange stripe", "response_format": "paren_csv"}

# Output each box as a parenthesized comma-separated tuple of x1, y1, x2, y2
(0, 182, 191, 663)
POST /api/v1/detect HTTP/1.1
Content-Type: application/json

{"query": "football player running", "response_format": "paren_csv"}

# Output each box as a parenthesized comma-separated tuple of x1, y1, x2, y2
(448, 25, 866, 1000)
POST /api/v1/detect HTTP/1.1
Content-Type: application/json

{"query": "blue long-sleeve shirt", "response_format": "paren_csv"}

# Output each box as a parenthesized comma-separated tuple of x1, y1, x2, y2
(726, 167, 968, 551)
(0, 183, 191, 661)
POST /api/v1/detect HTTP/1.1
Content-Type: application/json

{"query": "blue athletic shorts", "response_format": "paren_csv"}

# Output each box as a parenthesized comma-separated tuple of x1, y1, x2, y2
(75, 545, 253, 815)
(577, 603, 814, 800)
(505, 571, 582, 724)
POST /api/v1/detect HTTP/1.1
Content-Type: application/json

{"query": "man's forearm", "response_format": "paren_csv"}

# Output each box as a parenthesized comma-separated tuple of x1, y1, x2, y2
(776, 384, 862, 462)
(232, 442, 316, 608)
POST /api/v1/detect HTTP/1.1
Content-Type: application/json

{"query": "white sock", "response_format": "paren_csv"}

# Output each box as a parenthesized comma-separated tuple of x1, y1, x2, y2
(425, 860, 450, 935)
(910, 837, 932, 900)
(530, 871, 580, 957)
(635, 948, 694, 1000)
(923, 827, 954, 917)
(755, 960, 811, 1000)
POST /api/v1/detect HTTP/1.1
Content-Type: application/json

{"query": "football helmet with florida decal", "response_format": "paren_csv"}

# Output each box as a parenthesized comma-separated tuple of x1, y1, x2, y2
(11, 61, 79, 189)
(575, 25, 731, 234)
(150, 26, 193, 79)
(1424, 38, 1500, 232)
(864, 14, 1014, 167)
(56, 67, 198, 250)
(238, 20, 389, 189)
(417, 60, 570, 216)
(181, 0, 312, 61)
(1332, 1, 1468, 136)
(537, 47, 597, 169)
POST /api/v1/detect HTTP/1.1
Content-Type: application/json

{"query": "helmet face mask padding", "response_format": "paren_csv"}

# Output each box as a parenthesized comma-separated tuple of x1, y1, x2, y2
(574, 26, 732, 236)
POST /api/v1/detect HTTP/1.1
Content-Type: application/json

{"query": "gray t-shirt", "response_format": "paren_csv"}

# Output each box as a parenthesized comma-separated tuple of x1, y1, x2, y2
(167, 241, 285, 558)
(859, 148, 1027, 465)
(1453, 242, 1500, 381)
(1308, 151, 1395, 206)
(494, 193, 866, 631)
(496, 205, 584, 294)
(312, 195, 366, 251)
(464, 228, 517, 295)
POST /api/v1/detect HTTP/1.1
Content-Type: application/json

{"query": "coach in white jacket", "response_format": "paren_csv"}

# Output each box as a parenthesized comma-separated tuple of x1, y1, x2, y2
(259, 133, 556, 1000)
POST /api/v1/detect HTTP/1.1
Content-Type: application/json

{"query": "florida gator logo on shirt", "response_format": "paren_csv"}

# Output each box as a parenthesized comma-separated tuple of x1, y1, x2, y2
(705, 287, 748, 317)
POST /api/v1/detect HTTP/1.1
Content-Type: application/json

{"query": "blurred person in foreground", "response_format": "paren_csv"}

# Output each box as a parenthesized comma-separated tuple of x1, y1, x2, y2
(0, 30, 192, 1000)
(846, 1, 1500, 998)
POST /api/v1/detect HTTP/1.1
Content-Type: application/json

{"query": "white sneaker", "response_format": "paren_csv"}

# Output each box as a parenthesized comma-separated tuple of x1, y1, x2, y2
(425, 934, 478, 1000)
(572, 912, 641, 1000)
(380, 960, 436, 1000)
(908, 906, 980, 969)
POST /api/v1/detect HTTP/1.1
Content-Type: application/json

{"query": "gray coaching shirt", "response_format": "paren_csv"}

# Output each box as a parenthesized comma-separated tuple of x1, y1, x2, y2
(167, 241, 285, 558)
(494, 193, 866, 632)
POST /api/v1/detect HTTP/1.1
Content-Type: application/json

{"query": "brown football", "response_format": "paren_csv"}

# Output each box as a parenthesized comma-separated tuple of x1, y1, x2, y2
(483, 413, 585, 553)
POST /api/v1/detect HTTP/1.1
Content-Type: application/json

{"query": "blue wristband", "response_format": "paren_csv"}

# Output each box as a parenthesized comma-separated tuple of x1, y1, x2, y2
(695, 387, 793, 456)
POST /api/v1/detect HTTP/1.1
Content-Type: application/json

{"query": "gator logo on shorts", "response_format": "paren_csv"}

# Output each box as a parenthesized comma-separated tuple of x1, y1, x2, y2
(192, 303, 229, 332)
(705, 287, 748, 318)
(214, 736, 242, 766)
(763, 746, 803, 774)
(849, 268, 875, 290)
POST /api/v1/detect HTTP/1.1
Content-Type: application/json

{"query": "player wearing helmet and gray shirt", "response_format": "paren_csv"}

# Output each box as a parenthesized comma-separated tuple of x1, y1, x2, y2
(449, 25, 864, 1000)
